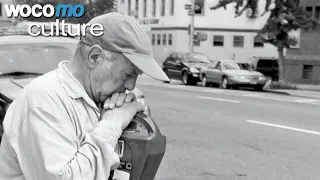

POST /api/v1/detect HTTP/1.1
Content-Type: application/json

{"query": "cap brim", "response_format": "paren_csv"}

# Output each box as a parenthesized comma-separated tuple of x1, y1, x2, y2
(123, 53, 170, 82)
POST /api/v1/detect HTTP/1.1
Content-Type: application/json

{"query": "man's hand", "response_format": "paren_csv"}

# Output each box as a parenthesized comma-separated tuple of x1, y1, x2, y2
(101, 100, 145, 130)
(103, 92, 136, 110)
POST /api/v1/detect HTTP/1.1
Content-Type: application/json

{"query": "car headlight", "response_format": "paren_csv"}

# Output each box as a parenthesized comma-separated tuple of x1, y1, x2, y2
(189, 67, 199, 73)
(136, 98, 151, 116)
(259, 76, 266, 80)
(233, 76, 246, 80)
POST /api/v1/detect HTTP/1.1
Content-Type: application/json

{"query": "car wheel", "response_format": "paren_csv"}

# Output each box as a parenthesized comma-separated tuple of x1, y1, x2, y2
(201, 75, 209, 87)
(221, 77, 230, 89)
(182, 72, 189, 85)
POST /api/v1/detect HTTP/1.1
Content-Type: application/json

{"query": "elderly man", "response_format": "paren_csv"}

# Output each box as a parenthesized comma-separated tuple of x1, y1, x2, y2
(0, 12, 169, 180)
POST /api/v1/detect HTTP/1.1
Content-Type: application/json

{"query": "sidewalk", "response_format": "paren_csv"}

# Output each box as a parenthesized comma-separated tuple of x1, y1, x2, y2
(265, 84, 320, 99)
(266, 89, 320, 99)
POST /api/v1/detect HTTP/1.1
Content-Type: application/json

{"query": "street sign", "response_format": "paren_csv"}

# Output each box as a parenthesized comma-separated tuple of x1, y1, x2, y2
(188, 10, 194, 16)
(185, 4, 191, 10)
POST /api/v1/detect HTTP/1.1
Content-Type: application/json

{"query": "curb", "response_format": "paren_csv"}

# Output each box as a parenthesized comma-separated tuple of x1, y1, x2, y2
(264, 90, 291, 96)
(264, 90, 320, 99)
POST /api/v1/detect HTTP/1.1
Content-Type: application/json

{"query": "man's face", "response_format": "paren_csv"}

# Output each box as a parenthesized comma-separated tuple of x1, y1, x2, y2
(88, 50, 142, 104)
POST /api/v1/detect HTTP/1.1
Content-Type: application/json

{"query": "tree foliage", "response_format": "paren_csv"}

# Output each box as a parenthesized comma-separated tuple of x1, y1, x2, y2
(210, 0, 319, 82)
(210, 0, 319, 48)
(16, 0, 115, 24)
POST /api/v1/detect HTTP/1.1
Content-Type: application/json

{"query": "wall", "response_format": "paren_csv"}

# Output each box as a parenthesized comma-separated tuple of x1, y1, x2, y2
(284, 60, 320, 84)
(116, 0, 278, 65)
(284, 0, 320, 84)
(191, 30, 277, 62)
(117, 0, 272, 29)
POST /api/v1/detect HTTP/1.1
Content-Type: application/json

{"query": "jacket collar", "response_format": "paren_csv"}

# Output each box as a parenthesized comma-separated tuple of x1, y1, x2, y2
(56, 60, 99, 112)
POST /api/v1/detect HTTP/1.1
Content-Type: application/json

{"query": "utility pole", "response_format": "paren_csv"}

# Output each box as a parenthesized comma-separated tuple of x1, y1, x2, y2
(189, 0, 195, 53)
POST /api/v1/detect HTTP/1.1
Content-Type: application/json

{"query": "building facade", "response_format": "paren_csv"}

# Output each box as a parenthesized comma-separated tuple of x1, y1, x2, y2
(0, 0, 15, 28)
(0, 0, 14, 20)
(284, 0, 320, 84)
(116, 0, 278, 66)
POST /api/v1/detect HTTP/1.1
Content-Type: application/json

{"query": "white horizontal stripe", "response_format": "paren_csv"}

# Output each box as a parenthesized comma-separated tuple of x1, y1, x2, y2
(198, 96, 240, 103)
(247, 120, 320, 135)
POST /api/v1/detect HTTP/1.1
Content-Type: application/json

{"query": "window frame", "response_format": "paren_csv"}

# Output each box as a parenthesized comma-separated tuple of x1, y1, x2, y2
(233, 35, 244, 48)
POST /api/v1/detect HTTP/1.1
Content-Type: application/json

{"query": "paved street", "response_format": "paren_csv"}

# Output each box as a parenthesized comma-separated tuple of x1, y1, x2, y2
(136, 78, 320, 180)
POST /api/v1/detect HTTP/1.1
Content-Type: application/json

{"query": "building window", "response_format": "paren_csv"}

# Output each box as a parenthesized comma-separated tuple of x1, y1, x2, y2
(152, 34, 155, 45)
(135, 0, 139, 18)
(195, 0, 204, 15)
(152, 0, 156, 17)
(316, 6, 320, 19)
(302, 65, 313, 80)
(194, 40, 200, 46)
(306, 6, 313, 16)
(163, 34, 167, 45)
(233, 36, 244, 47)
(213, 35, 224, 46)
(0, 3, 2, 17)
(128, 0, 131, 16)
(157, 34, 161, 45)
(143, 0, 147, 17)
(0, 3, 2, 16)
(170, 0, 174, 15)
(254, 36, 264, 47)
(161, 0, 165, 16)
(168, 34, 172, 45)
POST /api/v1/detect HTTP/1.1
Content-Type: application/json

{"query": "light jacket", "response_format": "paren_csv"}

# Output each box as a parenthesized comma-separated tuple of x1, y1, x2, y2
(0, 61, 120, 180)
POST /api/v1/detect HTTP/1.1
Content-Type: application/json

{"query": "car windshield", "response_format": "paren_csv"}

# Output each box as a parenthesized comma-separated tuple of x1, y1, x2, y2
(223, 61, 241, 70)
(239, 63, 254, 70)
(184, 53, 210, 63)
(0, 43, 77, 75)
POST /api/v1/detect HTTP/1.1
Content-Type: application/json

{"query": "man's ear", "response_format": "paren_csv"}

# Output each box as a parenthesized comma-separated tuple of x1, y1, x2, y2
(87, 45, 104, 69)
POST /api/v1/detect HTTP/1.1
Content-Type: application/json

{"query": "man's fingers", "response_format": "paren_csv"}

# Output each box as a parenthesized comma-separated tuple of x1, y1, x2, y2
(103, 97, 111, 109)
(104, 92, 137, 110)
(109, 92, 119, 109)
(132, 100, 145, 112)
(125, 93, 136, 103)
(116, 93, 127, 107)
(122, 100, 144, 113)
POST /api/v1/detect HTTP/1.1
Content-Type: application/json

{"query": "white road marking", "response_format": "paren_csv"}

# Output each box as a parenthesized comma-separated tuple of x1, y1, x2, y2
(198, 96, 240, 103)
(292, 99, 320, 105)
(242, 94, 262, 97)
(294, 99, 320, 103)
(252, 96, 296, 102)
(247, 120, 320, 135)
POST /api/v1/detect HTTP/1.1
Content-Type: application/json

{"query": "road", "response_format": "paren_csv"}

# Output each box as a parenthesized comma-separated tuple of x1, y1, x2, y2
(135, 79, 320, 180)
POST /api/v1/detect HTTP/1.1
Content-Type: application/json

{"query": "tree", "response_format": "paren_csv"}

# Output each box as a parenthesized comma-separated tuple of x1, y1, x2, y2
(16, 0, 116, 24)
(211, 0, 319, 83)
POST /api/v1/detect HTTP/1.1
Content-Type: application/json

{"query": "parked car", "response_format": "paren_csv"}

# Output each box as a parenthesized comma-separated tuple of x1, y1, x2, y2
(199, 60, 268, 90)
(162, 52, 211, 85)
(0, 34, 151, 143)
(248, 57, 279, 81)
